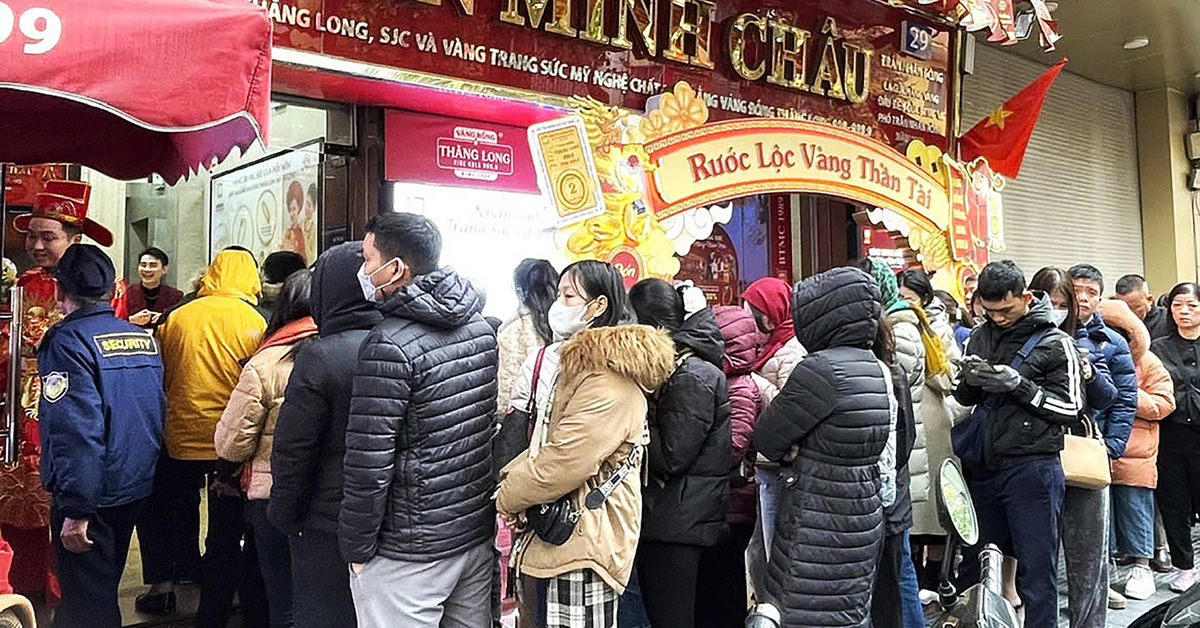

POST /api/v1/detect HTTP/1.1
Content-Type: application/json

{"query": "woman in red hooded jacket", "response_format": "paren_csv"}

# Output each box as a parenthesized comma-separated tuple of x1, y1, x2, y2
(740, 278, 804, 601)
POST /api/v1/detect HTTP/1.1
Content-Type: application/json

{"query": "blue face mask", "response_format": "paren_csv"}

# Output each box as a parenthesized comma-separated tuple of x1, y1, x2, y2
(357, 258, 405, 304)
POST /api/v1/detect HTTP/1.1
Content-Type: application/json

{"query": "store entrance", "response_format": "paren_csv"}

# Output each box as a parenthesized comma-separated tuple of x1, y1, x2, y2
(674, 193, 912, 307)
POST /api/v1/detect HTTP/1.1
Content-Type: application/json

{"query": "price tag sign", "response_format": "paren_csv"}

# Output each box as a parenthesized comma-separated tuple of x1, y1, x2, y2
(901, 21, 934, 61)
(528, 116, 604, 228)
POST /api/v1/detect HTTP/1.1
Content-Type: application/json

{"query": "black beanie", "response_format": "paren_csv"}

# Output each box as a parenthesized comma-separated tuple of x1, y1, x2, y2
(55, 244, 115, 299)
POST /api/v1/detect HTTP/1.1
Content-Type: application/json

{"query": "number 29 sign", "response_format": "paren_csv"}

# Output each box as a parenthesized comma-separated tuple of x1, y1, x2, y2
(0, 3, 62, 55)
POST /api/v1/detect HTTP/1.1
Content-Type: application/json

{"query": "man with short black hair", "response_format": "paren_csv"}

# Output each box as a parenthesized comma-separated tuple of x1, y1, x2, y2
(39, 244, 165, 627)
(340, 212, 498, 626)
(1115, 274, 1171, 340)
(954, 260, 1083, 628)
(125, 247, 183, 328)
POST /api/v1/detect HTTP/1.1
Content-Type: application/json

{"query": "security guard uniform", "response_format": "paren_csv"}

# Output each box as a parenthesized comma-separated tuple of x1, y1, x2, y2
(37, 244, 165, 628)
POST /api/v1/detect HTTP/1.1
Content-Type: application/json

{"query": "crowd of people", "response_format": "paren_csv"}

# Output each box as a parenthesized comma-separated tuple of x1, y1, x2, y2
(9, 190, 1200, 628)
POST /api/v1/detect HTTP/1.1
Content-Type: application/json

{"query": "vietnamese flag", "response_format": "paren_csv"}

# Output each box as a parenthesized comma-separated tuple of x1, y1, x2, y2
(959, 59, 1067, 178)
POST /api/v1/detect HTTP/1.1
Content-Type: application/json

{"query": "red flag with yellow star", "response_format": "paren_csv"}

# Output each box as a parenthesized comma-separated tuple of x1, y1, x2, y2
(959, 59, 1067, 178)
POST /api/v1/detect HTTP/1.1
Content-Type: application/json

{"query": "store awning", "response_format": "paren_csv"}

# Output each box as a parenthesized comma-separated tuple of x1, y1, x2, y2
(0, 0, 272, 182)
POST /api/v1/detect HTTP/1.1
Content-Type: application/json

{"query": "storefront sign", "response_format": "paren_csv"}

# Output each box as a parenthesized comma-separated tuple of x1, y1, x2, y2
(768, 194, 793, 284)
(645, 118, 949, 231)
(211, 140, 322, 264)
(528, 117, 605, 226)
(384, 110, 539, 193)
(2, 164, 68, 207)
(258, 0, 954, 149)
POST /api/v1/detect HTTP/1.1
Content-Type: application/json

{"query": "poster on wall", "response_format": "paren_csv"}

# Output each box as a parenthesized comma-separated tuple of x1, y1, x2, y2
(677, 225, 740, 306)
(210, 138, 323, 264)
(392, 181, 565, 317)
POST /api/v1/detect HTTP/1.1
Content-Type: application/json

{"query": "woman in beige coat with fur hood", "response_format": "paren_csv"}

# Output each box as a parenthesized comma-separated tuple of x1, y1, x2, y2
(215, 270, 317, 627)
(497, 261, 675, 628)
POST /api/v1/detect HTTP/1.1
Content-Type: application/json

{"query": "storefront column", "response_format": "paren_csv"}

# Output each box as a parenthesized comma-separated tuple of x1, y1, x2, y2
(1136, 87, 1197, 289)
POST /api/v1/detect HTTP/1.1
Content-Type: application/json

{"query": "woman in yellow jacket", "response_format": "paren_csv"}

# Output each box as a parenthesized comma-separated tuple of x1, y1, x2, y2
(136, 248, 266, 617)
(496, 261, 675, 628)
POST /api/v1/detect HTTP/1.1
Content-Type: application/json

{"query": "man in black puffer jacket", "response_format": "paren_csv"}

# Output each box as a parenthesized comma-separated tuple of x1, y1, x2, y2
(338, 213, 498, 627)
(754, 267, 890, 628)
(954, 260, 1083, 628)
(629, 279, 731, 628)
(268, 242, 382, 628)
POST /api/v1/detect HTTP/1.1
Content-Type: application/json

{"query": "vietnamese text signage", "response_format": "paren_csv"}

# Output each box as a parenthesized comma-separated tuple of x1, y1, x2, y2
(644, 118, 949, 231)
(254, 0, 954, 149)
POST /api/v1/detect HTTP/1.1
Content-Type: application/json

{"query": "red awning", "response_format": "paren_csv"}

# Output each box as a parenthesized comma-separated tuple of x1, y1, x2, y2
(0, 0, 272, 182)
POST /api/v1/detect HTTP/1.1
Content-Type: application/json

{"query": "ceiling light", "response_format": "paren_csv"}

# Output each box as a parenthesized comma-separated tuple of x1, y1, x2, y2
(1123, 36, 1150, 50)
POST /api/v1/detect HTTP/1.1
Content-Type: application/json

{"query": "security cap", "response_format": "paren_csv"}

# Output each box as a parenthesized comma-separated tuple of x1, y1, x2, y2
(55, 244, 115, 299)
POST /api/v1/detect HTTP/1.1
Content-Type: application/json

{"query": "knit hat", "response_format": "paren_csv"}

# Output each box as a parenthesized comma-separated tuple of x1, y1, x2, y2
(55, 244, 115, 299)
(866, 259, 908, 314)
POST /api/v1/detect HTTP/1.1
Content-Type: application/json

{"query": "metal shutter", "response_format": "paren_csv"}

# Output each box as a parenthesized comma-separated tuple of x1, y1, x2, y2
(961, 44, 1143, 284)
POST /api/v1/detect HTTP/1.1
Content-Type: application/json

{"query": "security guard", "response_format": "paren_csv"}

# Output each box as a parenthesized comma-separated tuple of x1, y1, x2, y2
(37, 244, 165, 628)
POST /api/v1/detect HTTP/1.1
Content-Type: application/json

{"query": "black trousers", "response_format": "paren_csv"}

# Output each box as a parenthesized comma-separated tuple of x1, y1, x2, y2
(695, 523, 753, 628)
(197, 491, 269, 628)
(1156, 442, 1200, 570)
(289, 529, 357, 628)
(248, 500, 294, 628)
(53, 498, 145, 628)
(137, 456, 211, 584)
(871, 531, 907, 628)
(636, 541, 705, 628)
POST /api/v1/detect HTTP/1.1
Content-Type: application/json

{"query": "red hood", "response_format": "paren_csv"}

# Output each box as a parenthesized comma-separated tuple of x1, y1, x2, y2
(713, 306, 760, 376)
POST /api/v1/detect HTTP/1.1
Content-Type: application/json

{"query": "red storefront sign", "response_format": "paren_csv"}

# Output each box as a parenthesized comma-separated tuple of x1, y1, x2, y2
(384, 110, 540, 193)
(259, 0, 955, 150)
(3, 164, 68, 207)
(768, 194, 793, 285)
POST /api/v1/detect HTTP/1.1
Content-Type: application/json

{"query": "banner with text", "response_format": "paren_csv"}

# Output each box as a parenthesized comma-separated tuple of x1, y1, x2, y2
(645, 119, 949, 232)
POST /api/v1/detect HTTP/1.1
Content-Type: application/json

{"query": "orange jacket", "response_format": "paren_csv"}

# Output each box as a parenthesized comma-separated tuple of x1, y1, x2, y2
(1101, 299, 1176, 489)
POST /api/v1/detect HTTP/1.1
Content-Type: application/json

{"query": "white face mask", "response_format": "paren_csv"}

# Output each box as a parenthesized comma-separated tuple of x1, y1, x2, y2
(1050, 308, 1069, 327)
(357, 258, 404, 304)
(549, 298, 595, 340)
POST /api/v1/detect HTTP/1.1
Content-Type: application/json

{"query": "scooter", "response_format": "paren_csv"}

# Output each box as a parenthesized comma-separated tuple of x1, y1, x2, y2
(931, 458, 1019, 628)
(1127, 578, 1200, 627)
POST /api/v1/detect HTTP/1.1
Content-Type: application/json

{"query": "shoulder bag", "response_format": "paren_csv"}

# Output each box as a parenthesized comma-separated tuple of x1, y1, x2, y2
(492, 347, 547, 481)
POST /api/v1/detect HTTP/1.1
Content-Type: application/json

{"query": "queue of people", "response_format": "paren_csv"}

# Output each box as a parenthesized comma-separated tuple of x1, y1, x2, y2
(10, 190, 1200, 628)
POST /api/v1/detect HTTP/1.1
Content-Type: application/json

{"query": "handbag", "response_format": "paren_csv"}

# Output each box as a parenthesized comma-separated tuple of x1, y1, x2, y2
(952, 328, 1049, 469)
(492, 347, 547, 480)
(1061, 417, 1111, 490)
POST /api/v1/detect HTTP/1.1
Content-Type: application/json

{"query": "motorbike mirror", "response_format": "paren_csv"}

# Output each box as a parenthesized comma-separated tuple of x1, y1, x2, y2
(1164, 579, 1200, 627)
(937, 458, 980, 547)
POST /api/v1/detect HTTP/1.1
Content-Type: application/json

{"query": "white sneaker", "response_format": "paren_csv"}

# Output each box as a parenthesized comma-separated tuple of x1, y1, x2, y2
(1170, 568, 1198, 593)
(919, 589, 938, 605)
(1125, 565, 1156, 600)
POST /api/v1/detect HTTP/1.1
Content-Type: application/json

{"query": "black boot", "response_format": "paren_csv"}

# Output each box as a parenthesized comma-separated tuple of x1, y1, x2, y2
(134, 590, 177, 615)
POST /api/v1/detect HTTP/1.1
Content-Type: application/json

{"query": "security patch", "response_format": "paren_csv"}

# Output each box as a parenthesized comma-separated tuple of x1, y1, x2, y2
(93, 332, 158, 358)
(42, 372, 68, 404)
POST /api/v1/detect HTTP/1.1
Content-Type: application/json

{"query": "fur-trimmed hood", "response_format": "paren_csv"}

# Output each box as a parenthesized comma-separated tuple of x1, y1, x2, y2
(1099, 298, 1150, 362)
(558, 324, 676, 392)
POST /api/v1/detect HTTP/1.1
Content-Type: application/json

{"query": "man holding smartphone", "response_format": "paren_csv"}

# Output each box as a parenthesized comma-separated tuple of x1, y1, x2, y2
(954, 260, 1084, 628)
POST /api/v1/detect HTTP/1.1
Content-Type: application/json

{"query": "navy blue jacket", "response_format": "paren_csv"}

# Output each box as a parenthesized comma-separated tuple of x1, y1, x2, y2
(1076, 315, 1137, 459)
(37, 304, 166, 518)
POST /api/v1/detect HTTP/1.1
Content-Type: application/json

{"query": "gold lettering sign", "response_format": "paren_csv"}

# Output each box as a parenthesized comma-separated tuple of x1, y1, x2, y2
(767, 20, 810, 91)
(611, 0, 658, 55)
(500, 0, 575, 36)
(413, 0, 475, 16)
(728, 14, 768, 81)
(662, 0, 715, 69)
(644, 119, 949, 230)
